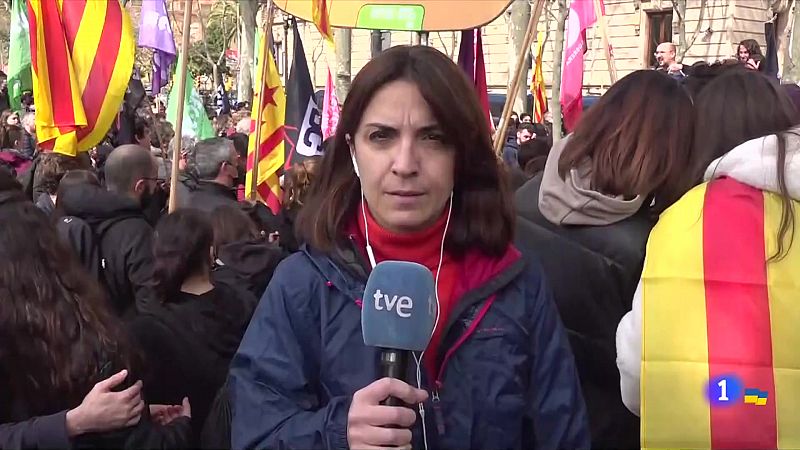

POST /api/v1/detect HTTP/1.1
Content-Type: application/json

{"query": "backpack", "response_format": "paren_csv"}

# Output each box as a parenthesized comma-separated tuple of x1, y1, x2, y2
(56, 215, 129, 284)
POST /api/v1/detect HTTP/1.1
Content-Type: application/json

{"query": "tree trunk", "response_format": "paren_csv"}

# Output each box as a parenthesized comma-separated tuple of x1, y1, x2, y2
(785, 1, 800, 82)
(673, 0, 687, 60)
(237, 0, 257, 103)
(335, 28, 352, 101)
(370, 30, 383, 59)
(551, 0, 569, 143)
(212, 64, 220, 89)
(508, 0, 532, 114)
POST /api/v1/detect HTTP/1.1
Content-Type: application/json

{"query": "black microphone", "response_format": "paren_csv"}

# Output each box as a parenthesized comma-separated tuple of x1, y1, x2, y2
(361, 261, 437, 406)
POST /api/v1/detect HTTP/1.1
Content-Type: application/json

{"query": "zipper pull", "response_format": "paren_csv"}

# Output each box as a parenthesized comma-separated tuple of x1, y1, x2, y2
(432, 389, 445, 436)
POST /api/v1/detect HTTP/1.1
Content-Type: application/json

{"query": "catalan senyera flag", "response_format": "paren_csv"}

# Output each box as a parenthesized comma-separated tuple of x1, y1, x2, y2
(28, 0, 135, 156)
(246, 34, 286, 214)
(531, 32, 547, 123)
(641, 178, 800, 449)
(312, 0, 334, 43)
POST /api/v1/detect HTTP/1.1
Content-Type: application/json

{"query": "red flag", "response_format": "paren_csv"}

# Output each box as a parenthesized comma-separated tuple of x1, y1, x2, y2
(559, 0, 600, 132)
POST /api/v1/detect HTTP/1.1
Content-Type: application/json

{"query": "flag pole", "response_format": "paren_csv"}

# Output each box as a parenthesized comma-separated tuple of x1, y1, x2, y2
(492, 0, 545, 156)
(168, 0, 195, 213)
(248, 0, 276, 201)
(594, 0, 617, 84)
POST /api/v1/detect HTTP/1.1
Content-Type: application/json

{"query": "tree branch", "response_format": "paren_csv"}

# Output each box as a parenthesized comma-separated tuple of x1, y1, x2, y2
(196, 3, 215, 65)
(683, 0, 707, 59)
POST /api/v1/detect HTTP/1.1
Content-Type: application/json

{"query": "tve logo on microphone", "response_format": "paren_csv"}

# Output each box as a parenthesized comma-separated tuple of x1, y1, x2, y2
(372, 289, 413, 318)
(362, 261, 437, 352)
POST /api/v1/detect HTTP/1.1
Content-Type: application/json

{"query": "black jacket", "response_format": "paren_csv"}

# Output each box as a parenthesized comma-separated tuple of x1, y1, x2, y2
(58, 184, 159, 316)
(34, 193, 54, 216)
(131, 282, 257, 441)
(213, 238, 286, 299)
(179, 178, 239, 213)
(514, 176, 652, 449)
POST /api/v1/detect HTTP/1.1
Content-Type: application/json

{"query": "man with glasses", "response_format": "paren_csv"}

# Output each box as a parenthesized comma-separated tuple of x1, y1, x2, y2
(654, 42, 688, 79)
(56, 144, 163, 316)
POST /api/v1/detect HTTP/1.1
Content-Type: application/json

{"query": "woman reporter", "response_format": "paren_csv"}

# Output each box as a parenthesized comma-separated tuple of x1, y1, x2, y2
(229, 45, 589, 450)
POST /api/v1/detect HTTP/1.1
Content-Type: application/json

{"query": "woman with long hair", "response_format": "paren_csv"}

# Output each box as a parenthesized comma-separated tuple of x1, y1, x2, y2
(275, 155, 322, 252)
(0, 110, 21, 150)
(736, 38, 763, 63)
(514, 69, 695, 449)
(210, 205, 285, 298)
(131, 209, 257, 442)
(617, 70, 800, 448)
(0, 178, 191, 448)
(230, 45, 588, 450)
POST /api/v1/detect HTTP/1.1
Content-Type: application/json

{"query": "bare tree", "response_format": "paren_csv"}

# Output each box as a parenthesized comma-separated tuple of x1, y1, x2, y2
(508, 0, 532, 114)
(551, 0, 569, 142)
(238, 0, 258, 103)
(672, 0, 708, 61)
(784, 1, 800, 81)
(195, 0, 237, 87)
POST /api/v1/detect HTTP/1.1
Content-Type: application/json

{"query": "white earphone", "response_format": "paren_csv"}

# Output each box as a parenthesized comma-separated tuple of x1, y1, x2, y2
(346, 134, 360, 178)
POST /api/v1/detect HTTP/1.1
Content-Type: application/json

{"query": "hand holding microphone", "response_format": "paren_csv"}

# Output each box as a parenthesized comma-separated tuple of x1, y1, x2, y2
(355, 261, 438, 449)
(348, 378, 428, 449)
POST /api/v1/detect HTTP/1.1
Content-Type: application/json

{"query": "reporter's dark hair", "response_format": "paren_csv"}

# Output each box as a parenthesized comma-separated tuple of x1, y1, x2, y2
(693, 70, 798, 260)
(558, 70, 695, 212)
(0, 200, 137, 414)
(153, 209, 214, 300)
(211, 205, 260, 248)
(296, 45, 514, 257)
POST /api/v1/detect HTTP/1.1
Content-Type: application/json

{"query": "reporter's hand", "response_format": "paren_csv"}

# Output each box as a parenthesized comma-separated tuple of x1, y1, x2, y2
(150, 397, 191, 425)
(347, 378, 428, 449)
(66, 370, 144, 437)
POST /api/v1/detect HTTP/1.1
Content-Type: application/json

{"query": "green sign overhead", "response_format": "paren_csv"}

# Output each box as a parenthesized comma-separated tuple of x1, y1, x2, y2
(356, 4, 425, 31)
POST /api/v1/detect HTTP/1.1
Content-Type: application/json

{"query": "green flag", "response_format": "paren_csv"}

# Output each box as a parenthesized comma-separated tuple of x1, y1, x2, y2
(166, 53, 215, 140)
(8, 0, 32, 112)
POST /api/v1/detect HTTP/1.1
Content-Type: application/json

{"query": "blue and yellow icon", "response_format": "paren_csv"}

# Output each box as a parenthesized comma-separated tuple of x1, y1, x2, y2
(744, 388, 768, 406)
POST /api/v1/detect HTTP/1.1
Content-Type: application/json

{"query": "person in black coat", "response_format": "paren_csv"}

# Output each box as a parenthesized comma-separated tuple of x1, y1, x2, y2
(180, 137, 242, 212)
(0, 190, 191, 449)
(210, 205, 286, 299)
(131, 209, 257, 443)
(514, 70, 697, 449)
(57, 145, 166, 317)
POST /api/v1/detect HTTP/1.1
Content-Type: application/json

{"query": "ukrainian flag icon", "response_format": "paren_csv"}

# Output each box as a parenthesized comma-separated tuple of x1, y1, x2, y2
(744, 389, 768, 406)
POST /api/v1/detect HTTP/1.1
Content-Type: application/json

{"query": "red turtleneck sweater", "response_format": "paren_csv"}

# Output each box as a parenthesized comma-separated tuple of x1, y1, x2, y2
(355, 204, 459, 383)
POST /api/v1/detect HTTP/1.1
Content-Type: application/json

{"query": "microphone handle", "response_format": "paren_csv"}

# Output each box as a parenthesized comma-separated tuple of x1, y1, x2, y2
(380, 348, 409, 407)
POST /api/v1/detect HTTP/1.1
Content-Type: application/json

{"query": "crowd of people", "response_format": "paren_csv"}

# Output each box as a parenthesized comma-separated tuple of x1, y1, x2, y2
(0, 39, 797, 450)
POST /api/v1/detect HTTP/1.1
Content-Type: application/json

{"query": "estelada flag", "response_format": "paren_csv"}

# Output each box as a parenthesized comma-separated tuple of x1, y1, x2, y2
(312, 0, 333, 43)
(641, 178, 800, 449)
(246, 33, 286, 214)
(29, 0, 135, 156)
(284, 24, 323, 169)
(531, 32, 547, 123)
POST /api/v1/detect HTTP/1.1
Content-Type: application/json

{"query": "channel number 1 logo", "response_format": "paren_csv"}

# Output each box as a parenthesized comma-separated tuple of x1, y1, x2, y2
(707, 375, 767, 407)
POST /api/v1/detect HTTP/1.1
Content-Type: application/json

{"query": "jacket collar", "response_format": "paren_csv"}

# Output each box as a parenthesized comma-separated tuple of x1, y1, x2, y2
(704, 129, 800, 200)
(196, 180, 237, 199)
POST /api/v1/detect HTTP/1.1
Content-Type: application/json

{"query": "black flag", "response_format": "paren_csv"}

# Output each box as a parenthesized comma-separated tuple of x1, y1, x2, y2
(284, 22, 323, 169)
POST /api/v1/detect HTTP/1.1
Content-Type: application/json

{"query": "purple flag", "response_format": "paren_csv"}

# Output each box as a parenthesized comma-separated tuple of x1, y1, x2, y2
(138, 0, 177, 95)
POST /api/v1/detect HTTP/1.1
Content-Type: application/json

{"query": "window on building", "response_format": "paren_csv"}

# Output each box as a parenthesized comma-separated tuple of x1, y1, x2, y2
(647, 11, 673, 68)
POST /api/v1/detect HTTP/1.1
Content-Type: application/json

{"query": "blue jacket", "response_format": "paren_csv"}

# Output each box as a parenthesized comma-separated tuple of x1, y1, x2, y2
(229, 240, 589, 450)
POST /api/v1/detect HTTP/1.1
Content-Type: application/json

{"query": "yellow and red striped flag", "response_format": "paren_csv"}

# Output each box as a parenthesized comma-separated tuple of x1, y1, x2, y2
(246, 33, 286, 214)
(312, 0, 334, 43)
(29, 0, 135, 156)
(530, 32, 547, 123)
(641, 178, 800, 449)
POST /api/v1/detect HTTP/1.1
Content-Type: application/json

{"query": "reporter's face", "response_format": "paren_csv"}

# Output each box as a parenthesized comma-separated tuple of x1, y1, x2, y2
(351, 80, 455, 234)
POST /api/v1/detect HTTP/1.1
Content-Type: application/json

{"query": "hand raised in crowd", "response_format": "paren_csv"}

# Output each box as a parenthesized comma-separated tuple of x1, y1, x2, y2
(149, 397, 192, 426)
(65, 369, 144, 437)
(347, 378, 428, 449)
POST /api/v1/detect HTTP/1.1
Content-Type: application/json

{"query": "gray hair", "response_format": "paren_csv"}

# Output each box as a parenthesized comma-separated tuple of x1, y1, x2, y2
(194, 137, 235, 180)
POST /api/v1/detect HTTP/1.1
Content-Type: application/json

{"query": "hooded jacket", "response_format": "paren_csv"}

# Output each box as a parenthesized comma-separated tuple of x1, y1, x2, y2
(617, 131, 800, 428)
(514, 138, 651, 449)
(229, 238, 590, 450)
(57, 184, 159, 316)
(212, 238, 286, 299)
